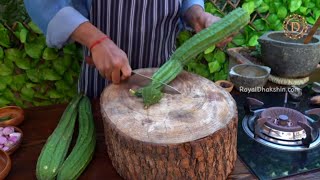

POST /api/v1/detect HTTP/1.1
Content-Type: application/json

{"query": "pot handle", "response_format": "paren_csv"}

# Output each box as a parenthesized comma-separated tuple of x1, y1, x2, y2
(260, 65, 271, 74)
(305, 108, 320, 128)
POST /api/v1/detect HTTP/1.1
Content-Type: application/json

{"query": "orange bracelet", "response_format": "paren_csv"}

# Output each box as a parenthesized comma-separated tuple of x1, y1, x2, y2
(89, 35, 110, 51)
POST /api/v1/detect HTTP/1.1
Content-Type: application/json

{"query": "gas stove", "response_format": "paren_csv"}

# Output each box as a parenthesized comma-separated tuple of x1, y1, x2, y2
(233, 87, 320, 180)
(243, 97, 320, 151)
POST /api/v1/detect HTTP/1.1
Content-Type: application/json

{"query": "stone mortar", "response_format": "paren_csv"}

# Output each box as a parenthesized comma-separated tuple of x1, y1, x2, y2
(258, 31, 320, 78)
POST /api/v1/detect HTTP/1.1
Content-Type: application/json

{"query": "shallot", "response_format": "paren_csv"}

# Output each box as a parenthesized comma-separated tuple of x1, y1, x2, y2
(0, 126, 21, 152)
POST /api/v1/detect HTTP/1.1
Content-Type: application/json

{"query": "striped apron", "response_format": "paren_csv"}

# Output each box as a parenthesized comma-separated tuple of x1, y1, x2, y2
(78, 0, 182, 98)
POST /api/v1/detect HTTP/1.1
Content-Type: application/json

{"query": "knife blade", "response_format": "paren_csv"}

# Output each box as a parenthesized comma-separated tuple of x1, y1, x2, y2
(128, 71, 181, 95)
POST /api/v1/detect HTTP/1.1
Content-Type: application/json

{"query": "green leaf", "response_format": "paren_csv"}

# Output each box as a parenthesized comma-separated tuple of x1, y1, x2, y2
(242, 2, 255, 15)
(277, 6, 287, 19)
(55, 80, 70, 92)
(26, 83, 37, 89)
(28, 21, 42, 34)
(33, 101, 52, 107)
(64, 70, 74, 85)
(26, 69, 41, 83)
(0, 97, 10, 107)
(62, 54, 73, 67)
(303, 0, 311, 6)
(0, 64, 13, 76)
(53, 57, 67, 75)
(317, 0, 320, 8)
(0, 76, 12, 85)
(314, 9, 320, 19)
(71, 60, 81, 74)
(308, 2, 315, 9)
(204, 2, 217, 14)
(0, 47, 3, 59)
(248, 35, 259, 46)
(289, 0, 302, 12)
(0, 81, 6, 92)
(204, 53, 215, 62)
(213, 50, 226, 64)
(232, 34, 246, 46)
(25, 36, 46, 59)
(257, 2, 269, 13)
(0, 23, 10, 48)
(30, 58, 41, 68)
(204, 45, 215, 54)
(20, 28, 28, 43)
(208, 61, 221, 73)
(42, 47, 59, 60)
(5, 48, 23, 61)
(267, 14, 279, 24)
(191, 63, 210, 78)
(307, 17, 316, 24)
(34, 93, 49, 100)
(47, 90, 63, 99)
(3, 58, 14, 70)
(214, 70, 228, 81)
(10, 74, 26, 91)
(42, 69, 62, 81)
(177, 31, 192, 46)
(63, 43, 77, 55)
(14, 57, 31, 70)
(254, 0, 263, 8)
(253, 19, 266, 31)
(299, 6, 308, 15)
(21, 86, 35, 100)
(3, 89, 15, 101)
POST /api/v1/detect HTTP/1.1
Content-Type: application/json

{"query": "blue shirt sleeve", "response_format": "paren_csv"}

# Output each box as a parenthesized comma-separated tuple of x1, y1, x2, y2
(24, 0, 90, 48)
(180, 0, 204, 16)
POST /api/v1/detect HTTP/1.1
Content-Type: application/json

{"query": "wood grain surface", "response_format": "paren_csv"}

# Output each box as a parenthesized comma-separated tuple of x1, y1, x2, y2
(100, 68, 238, 179)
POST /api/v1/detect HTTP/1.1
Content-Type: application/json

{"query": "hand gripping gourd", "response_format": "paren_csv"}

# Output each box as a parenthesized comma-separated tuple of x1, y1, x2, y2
(131, 8, 250, 108)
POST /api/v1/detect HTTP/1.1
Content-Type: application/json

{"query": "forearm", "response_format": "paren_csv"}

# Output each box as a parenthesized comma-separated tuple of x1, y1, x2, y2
(182, 5, 206, 32)
(71, 22, 107, 49)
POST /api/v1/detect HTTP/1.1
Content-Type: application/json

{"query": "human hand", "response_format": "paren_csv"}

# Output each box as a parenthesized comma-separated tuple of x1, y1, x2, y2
(71, 22, 132, 84)
(86, 38, 132, 84)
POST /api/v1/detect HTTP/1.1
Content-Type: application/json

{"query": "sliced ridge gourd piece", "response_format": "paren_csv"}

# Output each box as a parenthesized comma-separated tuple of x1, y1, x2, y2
(57, 95, 96, 180)
(137, 8, 250, 108)
(36, 94, 82, 180)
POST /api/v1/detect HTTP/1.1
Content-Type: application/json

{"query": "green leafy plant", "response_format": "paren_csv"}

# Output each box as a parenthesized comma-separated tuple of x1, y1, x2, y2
(178, 0, 320, 82)
(0, 1, 83, 108)
(0, 21, 82, 108)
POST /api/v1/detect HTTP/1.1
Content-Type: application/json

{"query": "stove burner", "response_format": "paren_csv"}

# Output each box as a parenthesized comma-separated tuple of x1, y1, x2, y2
(242, 98, 320, 151)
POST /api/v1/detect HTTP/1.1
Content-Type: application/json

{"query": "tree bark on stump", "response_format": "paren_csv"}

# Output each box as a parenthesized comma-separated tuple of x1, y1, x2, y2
(100, 68, 238, 180)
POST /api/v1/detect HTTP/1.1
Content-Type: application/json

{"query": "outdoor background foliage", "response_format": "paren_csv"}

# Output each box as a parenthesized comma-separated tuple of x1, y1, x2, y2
(0, 1, 82, 108)
(179, 0, 320, 81)
(0, 0, 319, 107)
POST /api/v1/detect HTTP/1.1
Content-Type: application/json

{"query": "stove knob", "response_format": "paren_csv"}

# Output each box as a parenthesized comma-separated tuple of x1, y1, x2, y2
(278, 115, 289, 126)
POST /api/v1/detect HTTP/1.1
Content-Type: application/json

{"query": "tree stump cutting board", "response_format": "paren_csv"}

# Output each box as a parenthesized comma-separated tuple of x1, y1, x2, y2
(100, 68, 238, 180)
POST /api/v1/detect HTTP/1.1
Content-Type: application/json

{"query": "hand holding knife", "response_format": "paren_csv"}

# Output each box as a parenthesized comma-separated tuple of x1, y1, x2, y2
(85, 56, 181, 95)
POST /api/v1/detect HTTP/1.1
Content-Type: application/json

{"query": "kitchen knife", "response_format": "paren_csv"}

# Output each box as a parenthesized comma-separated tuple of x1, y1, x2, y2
(85, 56, 181, 94)
(128, 71, 181, 95)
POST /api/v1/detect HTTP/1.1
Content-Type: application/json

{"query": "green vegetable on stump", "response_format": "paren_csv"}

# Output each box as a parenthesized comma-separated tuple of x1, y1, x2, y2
(130, 8, 250, 108)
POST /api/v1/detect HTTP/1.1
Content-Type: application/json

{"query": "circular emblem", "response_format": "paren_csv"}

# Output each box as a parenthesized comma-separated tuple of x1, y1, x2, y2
(283, 14, 308, 39)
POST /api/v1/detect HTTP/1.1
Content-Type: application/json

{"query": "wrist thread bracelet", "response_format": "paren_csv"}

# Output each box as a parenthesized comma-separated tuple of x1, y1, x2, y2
(89, 36, 110, 52)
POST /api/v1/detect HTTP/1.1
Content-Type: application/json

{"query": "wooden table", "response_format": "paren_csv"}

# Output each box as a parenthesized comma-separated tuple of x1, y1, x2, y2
(5, 99, 320, 180)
